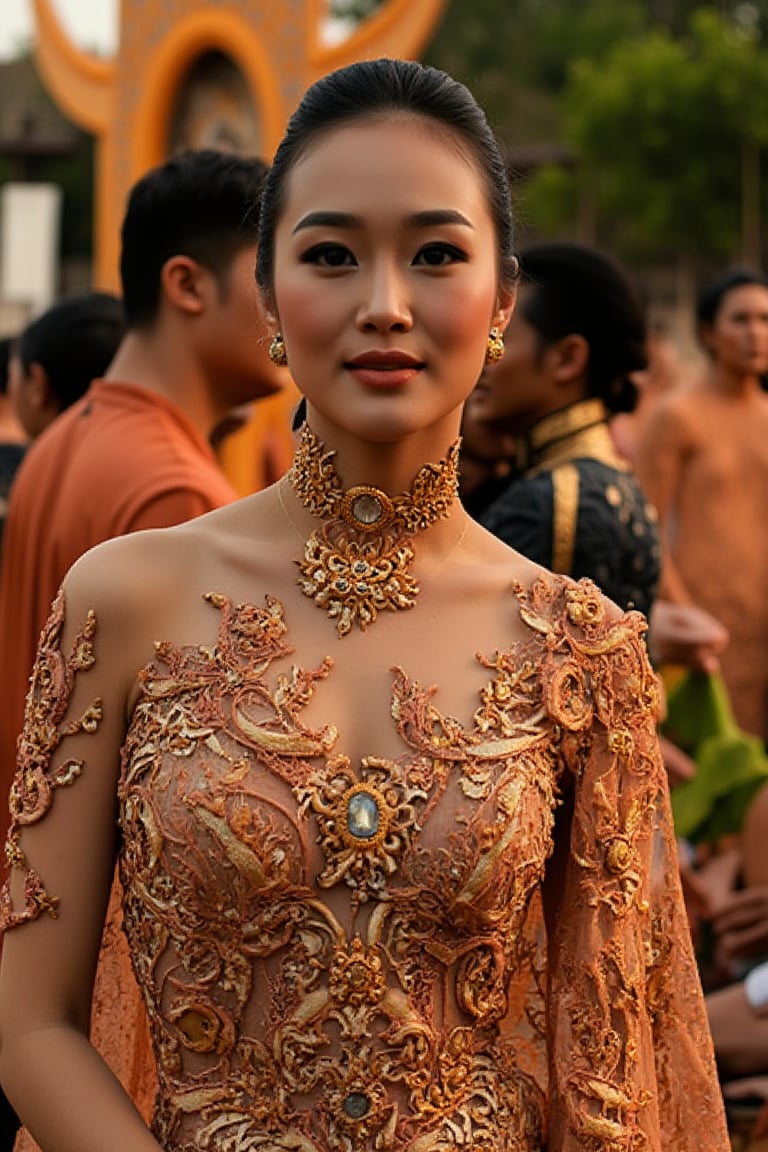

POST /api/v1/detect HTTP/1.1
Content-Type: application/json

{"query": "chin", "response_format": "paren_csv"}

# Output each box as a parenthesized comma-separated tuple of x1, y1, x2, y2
(312, 407, 455, 447)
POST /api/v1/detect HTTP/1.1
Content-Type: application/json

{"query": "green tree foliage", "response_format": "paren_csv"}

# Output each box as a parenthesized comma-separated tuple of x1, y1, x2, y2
(524, 9, 768, 264)
(328, 0, 383, 26)
(425, 0, 650, 143)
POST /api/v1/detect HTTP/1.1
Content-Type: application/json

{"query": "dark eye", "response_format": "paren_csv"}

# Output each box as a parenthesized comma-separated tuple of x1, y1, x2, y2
(415, 243, 467, 267)
(301, 244, 355, 268)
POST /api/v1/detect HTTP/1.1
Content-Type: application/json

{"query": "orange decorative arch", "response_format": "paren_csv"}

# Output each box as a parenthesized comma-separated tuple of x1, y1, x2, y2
(131, 11, 285, 175)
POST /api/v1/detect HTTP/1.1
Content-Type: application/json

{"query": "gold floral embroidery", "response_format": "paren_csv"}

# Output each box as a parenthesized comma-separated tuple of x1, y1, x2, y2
(0, 588, 102, 929)
(1, 576, 728, 1151)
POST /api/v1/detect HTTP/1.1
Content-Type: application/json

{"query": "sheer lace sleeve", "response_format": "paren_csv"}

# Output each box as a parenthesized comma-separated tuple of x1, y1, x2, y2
(0, 588, 103, 930)
(537, 579, 728, 1151)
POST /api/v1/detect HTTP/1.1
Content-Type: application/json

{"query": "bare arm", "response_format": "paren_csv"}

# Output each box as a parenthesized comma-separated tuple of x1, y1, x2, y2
(634, 397, 696, 605)
(649, 599, 729, 674)
(0, 555, 162, 1152)
(712, 886, 768, 960)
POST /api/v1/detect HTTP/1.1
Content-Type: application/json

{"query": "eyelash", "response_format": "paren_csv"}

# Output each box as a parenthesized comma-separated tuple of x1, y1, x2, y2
(416, 243, 467, 266)
(300, 243, 352, 267)
(298, 241, 468, 268)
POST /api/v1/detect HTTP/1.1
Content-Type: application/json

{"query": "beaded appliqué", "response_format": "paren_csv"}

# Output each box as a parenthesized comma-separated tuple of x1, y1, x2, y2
(288, 424, 461, 637)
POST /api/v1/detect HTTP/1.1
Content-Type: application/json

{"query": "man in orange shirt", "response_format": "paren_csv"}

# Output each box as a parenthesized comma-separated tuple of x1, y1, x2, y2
(0, 148, 287, 1143)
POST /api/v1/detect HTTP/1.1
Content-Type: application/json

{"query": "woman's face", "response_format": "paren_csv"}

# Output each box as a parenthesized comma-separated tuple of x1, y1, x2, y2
(702, 283, 768, 379)
(270, 114, 512, 445)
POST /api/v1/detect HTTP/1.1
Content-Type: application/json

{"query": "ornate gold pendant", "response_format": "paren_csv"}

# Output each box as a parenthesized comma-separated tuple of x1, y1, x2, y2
(297, 520, 418, 637)
(288, 427, 461, 638)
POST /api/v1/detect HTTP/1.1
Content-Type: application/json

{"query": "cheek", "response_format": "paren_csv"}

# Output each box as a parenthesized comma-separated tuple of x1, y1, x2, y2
(429, 283, 497, 360)
(275, 279, 344, 350)
(713, 331, 744, 361)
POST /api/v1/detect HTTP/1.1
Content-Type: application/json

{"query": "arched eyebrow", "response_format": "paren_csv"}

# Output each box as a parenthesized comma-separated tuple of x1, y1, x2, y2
(292, 209, 475, 234)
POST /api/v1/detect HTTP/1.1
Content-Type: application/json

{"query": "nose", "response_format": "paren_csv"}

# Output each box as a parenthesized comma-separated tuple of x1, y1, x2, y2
(356, 259, 413, 334)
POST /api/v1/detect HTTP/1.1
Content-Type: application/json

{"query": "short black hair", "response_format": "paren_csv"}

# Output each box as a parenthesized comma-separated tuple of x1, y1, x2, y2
(120, 149, 269, 328)
(18, 292, 126, 411)
(519, 243, 647, 414)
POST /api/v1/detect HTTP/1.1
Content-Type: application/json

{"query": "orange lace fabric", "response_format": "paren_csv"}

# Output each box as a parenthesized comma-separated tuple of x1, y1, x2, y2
(1, 576, 728, 1152)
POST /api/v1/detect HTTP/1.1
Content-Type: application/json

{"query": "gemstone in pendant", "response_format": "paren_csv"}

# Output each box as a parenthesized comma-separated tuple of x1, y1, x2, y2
(346, 790, 380, 840)
(351, 493, 383, 526)
(343, 1092, 371, 1119)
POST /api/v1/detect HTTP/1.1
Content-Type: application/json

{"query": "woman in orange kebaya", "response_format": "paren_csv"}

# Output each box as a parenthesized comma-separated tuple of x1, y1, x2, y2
(0, 58, 727, 1152)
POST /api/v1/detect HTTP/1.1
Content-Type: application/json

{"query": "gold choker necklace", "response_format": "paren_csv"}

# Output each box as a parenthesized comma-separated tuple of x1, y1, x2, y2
(286, 425, 461, 637)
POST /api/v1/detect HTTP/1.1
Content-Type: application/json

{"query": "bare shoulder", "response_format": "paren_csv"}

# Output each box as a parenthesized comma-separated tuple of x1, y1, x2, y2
(63, 489, 274, 600)
(649, 380, 706, 426)
(60, 490, 280, 658)
(64, 522, 194, 612)
(58, 522, 208, 681)
(467, 517, 549, 587)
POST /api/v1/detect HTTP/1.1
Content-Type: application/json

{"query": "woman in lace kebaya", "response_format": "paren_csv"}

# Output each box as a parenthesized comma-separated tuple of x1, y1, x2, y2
(0, 58, 728, 1152)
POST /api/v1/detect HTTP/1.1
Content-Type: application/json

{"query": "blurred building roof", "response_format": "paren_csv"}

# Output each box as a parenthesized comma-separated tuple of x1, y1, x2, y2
(0, 55, 81, 159)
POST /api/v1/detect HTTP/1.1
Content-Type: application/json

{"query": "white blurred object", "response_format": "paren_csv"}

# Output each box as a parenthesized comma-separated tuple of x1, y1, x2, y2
(745, 960, 768, 1010)
(0, 182, 61, 314)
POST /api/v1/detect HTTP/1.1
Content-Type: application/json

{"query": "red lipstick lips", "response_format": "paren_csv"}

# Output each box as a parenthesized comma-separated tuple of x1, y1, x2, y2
(344, 349, 424, 390)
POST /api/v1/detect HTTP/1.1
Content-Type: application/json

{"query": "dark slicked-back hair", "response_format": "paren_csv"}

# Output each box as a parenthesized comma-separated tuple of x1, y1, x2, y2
(696, 266, 768, 329)
(519, 242, 647, 415)
(256, 57, 518, 301)
(18, 292, 126, 411)
(120, 149, 269, 328)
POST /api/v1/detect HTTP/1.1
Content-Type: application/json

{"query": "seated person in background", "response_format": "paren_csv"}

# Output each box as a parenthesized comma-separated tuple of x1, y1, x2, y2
(7, 292, 125, 440)
(686, 820, 768, 1080)
(465, 241, 660, 619)
(698, 851, 768, 1138)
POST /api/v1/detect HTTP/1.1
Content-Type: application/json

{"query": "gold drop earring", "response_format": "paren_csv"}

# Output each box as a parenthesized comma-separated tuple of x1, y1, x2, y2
(269, 332, 288, 367)
(485, 328, 505, 364)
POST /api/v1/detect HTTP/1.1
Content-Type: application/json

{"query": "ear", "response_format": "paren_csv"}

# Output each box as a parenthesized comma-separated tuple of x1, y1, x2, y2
(697, 323, 716, 356)
(492, 287, 517, 333)
(550, 333, 589, 384)
(160, 255, 208, 316)
(263, 300, 280, 333)
(26, 362, 54, 412)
